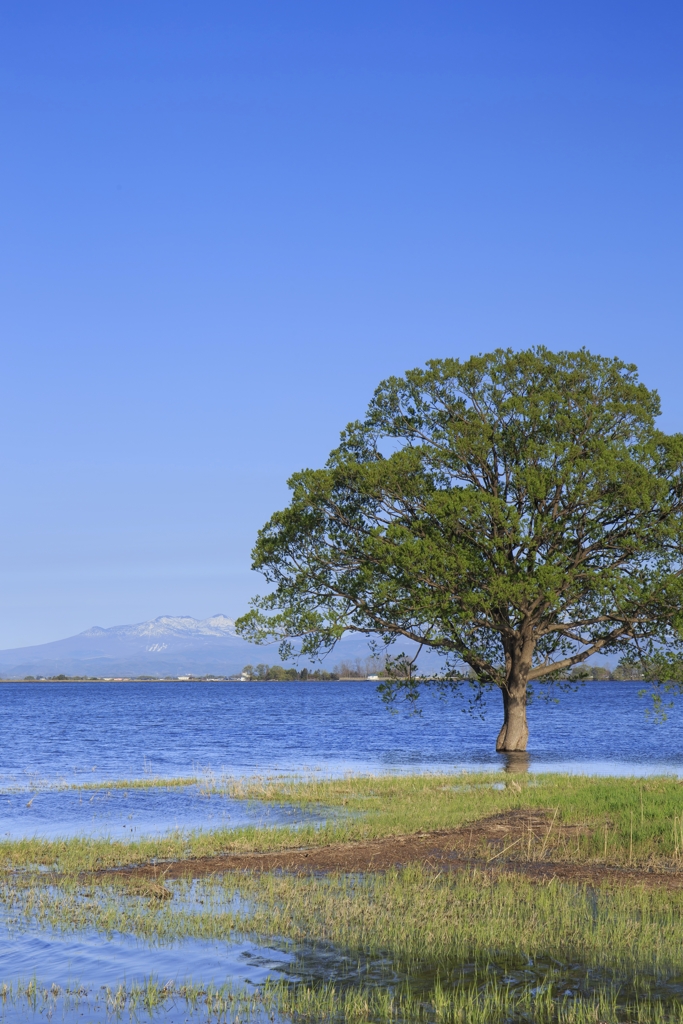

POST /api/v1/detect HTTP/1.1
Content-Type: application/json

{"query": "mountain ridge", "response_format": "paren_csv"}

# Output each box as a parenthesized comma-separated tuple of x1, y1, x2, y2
(80, 614, 237, 640)
(0, 615, 265, 677)
(0, 614, 424, 678)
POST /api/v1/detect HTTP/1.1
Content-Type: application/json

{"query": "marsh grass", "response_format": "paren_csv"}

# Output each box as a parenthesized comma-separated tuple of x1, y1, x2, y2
(273, 977, 683, 1024)
(4, 770, 683, 873)
(17, 868, 683, 977)
(0, 774, 205, 794)
(4, 868, 683, 1021)
(0, 974, 272, 1022)
(74, 775, 202, 791)
(6, 973, 678, 1024)
(4, 772, 683, 1021)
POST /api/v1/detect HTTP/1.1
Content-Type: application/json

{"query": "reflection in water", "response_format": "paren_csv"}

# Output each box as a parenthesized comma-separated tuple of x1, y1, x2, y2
(502, 751, 531, 773)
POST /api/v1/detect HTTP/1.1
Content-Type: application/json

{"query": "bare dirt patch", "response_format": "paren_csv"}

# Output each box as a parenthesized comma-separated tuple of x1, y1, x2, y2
(105, 810, 683, 890)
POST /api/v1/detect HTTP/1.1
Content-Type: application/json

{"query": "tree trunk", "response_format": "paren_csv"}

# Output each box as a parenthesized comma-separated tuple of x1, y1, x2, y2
(495, 672, 529, 752)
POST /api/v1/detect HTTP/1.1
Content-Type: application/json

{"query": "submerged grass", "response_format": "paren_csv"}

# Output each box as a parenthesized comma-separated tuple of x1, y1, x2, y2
(0, 974, 273, 1022)
(4, 866, 683, 1021)
(0, 774, 205, 794)
(5, 972, 681, 1024)
(4, 867, 683, 978)
(3, 770, 683, 872)
(4, 771, 683, 1021)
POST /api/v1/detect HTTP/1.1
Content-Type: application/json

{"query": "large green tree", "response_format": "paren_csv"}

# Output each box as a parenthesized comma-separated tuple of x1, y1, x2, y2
(236, 348, 683, 751)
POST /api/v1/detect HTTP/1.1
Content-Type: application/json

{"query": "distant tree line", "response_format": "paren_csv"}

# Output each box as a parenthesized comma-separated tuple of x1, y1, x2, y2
(568, 661, 651, 682)
(240, 663, 339, 681)
(16, 674, 233, 682)
(21, 674, 103, 681)
(239, 658, 651, 683)
(8, 661, 651, 684)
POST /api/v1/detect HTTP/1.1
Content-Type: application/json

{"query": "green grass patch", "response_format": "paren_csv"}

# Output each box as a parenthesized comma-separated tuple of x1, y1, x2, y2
(4, 866, 683, 1022)
(2, 770, 683, 873)
(227, 770, 683, 866)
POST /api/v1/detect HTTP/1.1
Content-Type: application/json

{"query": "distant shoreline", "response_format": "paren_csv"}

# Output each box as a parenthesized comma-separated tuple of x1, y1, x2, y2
(0, 676, 645, 684)
(0, 676, 375, 684)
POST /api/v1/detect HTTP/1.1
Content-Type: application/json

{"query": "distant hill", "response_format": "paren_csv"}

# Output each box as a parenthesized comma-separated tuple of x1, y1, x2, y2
(0, 615, 440, 679)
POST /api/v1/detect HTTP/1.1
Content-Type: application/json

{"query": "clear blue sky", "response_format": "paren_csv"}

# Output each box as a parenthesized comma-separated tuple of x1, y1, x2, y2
(0, 1, 681, 648)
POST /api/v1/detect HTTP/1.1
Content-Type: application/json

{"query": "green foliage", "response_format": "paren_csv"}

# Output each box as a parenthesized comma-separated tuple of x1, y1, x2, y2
(240, 663, 338, 681)
(236, 347, 683, 707)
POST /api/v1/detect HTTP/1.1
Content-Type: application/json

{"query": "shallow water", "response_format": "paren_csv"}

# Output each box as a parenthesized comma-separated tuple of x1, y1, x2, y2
(1, 680, 682, 792)
(0, 925, 288, 1022)
(2, 891, 683, 1024)
(1, 923, 290, 991)
(0, 785, 328, 842)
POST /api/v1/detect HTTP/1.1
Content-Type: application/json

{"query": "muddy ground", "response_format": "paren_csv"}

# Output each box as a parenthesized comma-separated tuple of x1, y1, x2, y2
(107, 810, 683, 892)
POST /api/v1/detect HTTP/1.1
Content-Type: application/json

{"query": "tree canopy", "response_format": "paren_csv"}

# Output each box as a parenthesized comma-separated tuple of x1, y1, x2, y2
(236, 347, 683, 750)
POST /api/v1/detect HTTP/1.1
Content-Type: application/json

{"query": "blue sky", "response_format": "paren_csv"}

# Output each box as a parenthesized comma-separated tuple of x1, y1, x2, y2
(0, 1, 681, 648)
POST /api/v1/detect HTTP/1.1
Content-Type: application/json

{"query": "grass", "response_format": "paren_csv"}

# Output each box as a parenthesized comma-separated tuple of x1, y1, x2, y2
(4, 867, 683, 974)
(72, 774, 202, 791)
(2, 770, 683, 873)
(6, 972, 679, 1024)
(4, 865, 683, 1021)
(0, 774, 202, 793)
(4, 771, 683, 1021)
(0, 974, 273, 1022)
(273, 978, 683, 1024)
(227, 770, 683, 866)
(5, 868, 683, 978)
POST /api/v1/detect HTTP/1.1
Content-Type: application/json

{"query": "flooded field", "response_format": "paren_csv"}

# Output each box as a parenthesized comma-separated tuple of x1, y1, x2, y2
(2, 682, 683, 1022)
(3, 871, 683, 1023)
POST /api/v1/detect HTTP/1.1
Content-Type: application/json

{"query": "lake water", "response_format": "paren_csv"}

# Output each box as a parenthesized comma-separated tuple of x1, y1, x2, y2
(1, 678, 682, 841)
(0, 785, 331, 842)
(1, 679, 682, 792)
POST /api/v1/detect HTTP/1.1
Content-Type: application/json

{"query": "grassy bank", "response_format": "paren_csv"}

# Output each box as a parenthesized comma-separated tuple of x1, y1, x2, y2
(2, 770, 683, 873)
(229, 770, 683, 866)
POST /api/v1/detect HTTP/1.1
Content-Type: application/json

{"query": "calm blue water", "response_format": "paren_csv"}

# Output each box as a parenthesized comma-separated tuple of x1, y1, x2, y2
(1, 678, 682, 788)
(0, 786, 331, 841)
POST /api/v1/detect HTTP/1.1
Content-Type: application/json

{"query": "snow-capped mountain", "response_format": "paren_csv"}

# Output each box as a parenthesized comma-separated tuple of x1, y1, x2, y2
(0, 615, 256, 678)
(0, 614, 441, 679)
(82, 614, 238, 641)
